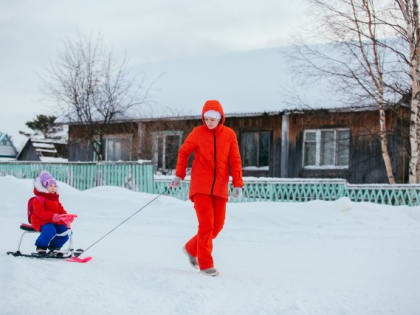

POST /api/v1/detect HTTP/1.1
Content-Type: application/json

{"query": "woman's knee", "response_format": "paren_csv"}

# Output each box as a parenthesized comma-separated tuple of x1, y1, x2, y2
(212, 224, 224, 238)
(198, 222, 213, 237)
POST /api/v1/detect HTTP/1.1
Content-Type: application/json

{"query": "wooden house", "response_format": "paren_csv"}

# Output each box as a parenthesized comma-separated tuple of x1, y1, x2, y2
(66, 103, 410, 184)
(0, 132, 18, 160)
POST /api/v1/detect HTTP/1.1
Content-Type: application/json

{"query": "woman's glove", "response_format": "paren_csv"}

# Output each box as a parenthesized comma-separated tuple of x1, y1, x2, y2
(232, 187, 242, 199)
(170, 176, 182, 188)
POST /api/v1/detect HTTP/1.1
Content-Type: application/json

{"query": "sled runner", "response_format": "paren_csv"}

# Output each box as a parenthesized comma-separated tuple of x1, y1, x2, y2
(6, 223, 90, 263)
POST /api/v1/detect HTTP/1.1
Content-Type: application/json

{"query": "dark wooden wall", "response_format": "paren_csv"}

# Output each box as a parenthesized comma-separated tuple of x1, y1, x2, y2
(225, 114, 282, 177)
(17, 143, 40, 161)
(68, 108, 409, 183)
(135, 115, 283, 176)
(68, 123, 139, 161)
(288, 108, 409, 183)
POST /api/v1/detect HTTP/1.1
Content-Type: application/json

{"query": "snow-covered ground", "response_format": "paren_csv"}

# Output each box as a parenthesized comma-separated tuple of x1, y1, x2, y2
(1, 175, 420, 315)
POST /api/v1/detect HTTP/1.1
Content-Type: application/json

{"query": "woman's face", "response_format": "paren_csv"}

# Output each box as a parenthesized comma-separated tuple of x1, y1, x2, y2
(204, 117, 220, 130)
(47, 184, 57, 194)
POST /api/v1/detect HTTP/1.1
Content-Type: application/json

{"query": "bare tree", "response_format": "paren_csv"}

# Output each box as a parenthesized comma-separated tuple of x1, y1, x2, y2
(291, 0, 403, 183)
(291, 0, 420, 183)
(44, 35, 148, 161)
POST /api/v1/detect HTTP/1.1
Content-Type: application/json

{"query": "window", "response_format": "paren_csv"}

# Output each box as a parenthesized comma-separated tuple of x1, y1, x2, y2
(104, 136, 132, 161)
(153, 131, 183, 171)
(303, 129, 350, 168)
(241, 131, 271, 169)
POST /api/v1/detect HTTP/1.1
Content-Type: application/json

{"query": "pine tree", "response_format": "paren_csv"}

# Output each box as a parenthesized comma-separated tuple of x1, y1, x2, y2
(25, 115, 57, 138)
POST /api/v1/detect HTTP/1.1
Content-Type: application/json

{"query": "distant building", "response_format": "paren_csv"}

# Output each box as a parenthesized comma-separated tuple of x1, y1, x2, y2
(17, 138, 68, 162)
(66, 103, 410, 184)
(0, 132, 18, 160)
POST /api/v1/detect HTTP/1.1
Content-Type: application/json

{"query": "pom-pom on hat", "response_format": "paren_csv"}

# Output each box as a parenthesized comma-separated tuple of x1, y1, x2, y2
(39, 171, 57, 188)
(203, 110, 221, 120)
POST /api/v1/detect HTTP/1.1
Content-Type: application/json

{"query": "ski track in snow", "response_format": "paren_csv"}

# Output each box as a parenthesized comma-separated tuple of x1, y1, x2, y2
(1, 175, 420, 315)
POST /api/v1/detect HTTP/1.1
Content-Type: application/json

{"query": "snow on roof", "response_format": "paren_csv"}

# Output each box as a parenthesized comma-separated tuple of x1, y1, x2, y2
(32, 142, 56, 149)
(39, 156, 68, 162)
(57, 41, 407, 126)
(64, 105, 382, 125)
(0, 157, 16, 161)
(12, 134, 30, 152)
(58, 44, 364, 124)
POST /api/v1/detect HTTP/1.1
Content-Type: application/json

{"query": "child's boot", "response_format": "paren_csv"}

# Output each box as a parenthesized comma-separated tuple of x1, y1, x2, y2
(48, 246, 66, 257)
(36, 246, 47, 255)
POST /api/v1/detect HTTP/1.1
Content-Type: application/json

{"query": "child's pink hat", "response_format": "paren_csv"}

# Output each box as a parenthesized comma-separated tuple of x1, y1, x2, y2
(39, 171, 57, 188)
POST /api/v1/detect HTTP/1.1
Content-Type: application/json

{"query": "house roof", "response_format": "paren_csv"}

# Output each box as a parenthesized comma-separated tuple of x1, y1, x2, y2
(56, 43, 408, 126)
(0, 132, 18, 158)
(63, 104, 384, 126)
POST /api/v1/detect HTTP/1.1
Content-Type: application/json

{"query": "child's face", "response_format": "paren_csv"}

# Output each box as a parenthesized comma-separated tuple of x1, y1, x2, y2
(204, 117, 220, 130)
(47, 184, 57, 194)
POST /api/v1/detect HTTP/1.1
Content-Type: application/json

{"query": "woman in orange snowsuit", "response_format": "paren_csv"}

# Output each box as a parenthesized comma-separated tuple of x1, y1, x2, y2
(171, 100, 243, 276)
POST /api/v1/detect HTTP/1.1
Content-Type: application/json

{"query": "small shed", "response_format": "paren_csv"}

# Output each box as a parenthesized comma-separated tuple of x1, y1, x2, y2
(17, 138, 68, 162)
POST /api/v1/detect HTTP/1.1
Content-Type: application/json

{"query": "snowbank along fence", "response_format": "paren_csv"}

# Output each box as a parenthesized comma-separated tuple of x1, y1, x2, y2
(2, 162, 420, 206)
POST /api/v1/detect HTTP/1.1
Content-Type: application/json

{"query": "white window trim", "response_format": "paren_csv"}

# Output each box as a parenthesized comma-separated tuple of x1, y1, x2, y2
(152, 131, 183, 170)
(302, 128, 350, 169)
(104, 134, 133, 161)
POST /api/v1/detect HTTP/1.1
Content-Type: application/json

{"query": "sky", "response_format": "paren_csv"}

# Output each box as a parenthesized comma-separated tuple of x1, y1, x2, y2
(0, 0, 314, 146)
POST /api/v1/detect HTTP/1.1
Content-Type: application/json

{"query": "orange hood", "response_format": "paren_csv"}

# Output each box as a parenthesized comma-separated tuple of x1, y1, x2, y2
(201, 100, 225, 125)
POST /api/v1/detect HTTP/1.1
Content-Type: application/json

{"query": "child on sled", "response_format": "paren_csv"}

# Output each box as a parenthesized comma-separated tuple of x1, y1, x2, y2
(30, 171, 77, 255)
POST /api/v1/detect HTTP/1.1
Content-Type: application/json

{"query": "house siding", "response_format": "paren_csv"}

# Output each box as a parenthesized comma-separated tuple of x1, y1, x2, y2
(67, 106, 410, 183)
(224, 114, 282, 177)
(287, 108, 409, 183)
(68, 123, 138, 161)
(18, 143, 40, 161)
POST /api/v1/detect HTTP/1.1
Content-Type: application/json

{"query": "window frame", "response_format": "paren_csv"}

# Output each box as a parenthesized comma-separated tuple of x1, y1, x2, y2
(103, 134, 133, 162)
(302, 128, 350, 169)
(152, 130, 183, 171)
(240, 130, 271, 170)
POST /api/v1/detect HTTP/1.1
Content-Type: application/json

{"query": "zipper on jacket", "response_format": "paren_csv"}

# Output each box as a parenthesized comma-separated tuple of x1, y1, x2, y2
(210, 133, 217, 194)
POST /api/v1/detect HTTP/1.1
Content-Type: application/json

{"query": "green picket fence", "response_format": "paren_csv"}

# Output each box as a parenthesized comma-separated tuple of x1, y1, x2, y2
(0, 161, 154, 193)
(155, 178, 420, 206)
(2, 162, 420, 206)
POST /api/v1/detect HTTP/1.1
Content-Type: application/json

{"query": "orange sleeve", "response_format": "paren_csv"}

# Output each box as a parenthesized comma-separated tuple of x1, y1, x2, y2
(229, 131, 243, 188)
(175, 128, 198, 179)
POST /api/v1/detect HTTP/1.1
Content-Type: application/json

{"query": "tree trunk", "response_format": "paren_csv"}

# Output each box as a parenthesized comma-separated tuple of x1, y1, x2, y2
(379, 105, 396, 184)
(401, 0, 420, 183)
(413, 0, 420, 183)
(410, 60, 419, 182)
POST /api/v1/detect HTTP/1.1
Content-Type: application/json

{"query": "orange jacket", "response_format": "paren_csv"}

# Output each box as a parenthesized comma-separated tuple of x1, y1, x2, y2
(31, 188, 67, 231)
(175, 100, 243, 201)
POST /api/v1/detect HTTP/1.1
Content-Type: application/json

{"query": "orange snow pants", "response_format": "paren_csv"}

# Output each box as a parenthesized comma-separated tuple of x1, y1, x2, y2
(185, 194, 227, 270)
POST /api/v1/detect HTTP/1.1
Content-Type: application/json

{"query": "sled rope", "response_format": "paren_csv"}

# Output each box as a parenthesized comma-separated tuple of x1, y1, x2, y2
(82, 195, 161, 255)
